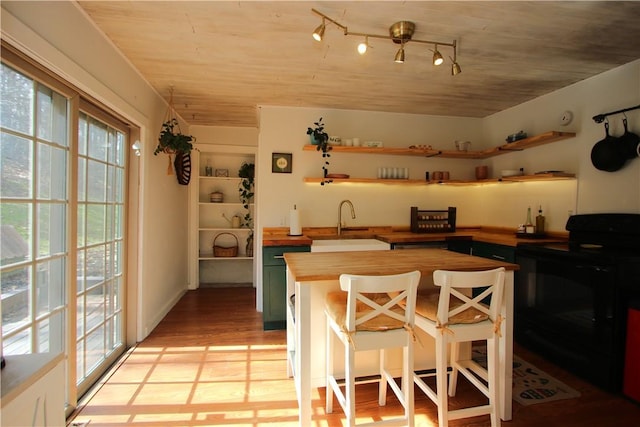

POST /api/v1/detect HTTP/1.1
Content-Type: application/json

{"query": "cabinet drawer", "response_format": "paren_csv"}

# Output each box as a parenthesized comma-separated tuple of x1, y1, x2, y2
(472, 241, 516, 263)
(263, 245, 310, 266)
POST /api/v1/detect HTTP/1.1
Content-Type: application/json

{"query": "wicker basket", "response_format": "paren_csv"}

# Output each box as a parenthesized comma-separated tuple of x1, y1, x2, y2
(213, 232, 238, 257)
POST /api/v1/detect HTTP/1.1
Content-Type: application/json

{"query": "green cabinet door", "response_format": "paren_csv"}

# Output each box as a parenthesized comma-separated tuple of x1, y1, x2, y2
(262, 245, 310, 330)
(471, 241, 515, 302)
(447, 239, 472, 254)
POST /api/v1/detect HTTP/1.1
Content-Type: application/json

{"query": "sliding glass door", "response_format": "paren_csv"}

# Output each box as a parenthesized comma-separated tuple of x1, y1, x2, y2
(1, 48, 129, 411)
(75, 111, 126, 395)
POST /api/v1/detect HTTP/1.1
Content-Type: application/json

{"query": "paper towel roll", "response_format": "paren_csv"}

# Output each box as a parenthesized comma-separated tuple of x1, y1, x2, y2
(289, 208, 302, 236)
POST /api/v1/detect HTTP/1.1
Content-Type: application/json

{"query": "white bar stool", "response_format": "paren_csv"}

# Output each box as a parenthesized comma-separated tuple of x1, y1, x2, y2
(325, 270, 421, 427)
(413, 267, 505, 427)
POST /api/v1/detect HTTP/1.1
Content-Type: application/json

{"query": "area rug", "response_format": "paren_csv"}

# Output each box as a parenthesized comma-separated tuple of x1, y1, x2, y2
(472, 346, 581, 406)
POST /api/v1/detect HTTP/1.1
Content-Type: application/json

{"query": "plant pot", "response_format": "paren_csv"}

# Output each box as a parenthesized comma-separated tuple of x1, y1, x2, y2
(246, 235, 254, 257)
(174, 151, 192, 185)
(309, 134, 319, 145)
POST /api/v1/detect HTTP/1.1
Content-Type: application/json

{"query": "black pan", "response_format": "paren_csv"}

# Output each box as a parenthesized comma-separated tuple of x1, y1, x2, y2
(620, 117, 640, 159)
(591, 122, 626, 172)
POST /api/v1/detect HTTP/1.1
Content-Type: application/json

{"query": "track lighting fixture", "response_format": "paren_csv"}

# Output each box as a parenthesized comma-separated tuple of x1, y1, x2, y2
(311, 8, 461, 73)
(312, 18, 325, 41)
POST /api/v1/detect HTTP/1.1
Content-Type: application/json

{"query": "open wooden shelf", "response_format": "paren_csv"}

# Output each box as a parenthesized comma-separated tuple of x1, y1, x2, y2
(302, 131, 576, 159)
(303, 172, 576, 186)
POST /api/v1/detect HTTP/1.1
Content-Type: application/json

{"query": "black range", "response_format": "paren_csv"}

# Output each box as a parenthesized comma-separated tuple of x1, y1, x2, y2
(515, 213, 640, 391)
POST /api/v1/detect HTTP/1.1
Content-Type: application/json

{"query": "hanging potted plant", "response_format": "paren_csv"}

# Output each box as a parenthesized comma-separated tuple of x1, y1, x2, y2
(154, 118, 195, 155)
(154, 89, 196, 185)
(238, 162, 255, 257)
(306, 117, 332, 185)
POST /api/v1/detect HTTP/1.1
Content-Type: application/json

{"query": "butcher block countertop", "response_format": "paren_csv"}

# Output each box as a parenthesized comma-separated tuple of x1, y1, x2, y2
(263, 226, 567, 247)
(283, 248, 519, 282)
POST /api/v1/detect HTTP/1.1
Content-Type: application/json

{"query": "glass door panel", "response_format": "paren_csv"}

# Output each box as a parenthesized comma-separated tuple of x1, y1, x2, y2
(75, 112, 126, 395)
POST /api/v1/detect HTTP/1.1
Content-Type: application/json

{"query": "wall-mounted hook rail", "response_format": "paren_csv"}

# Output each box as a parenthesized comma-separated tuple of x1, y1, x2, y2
(593, 104, 640, 123)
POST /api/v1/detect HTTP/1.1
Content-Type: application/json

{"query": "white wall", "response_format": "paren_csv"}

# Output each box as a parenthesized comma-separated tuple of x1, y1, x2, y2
(257, 106, 484, 228)
(255, 106, 580, 234)
(1, 1, 189, 341)
(483, 59, 640, 217)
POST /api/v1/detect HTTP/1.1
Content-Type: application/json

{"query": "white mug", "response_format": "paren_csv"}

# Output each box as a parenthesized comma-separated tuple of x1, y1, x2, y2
(352, 138, 360, 147)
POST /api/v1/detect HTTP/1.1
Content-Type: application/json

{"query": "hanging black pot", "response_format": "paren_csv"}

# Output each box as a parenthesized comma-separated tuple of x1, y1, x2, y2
(591, 122, 626, 172)
(174, 150, 192, 185)
(619, 117, 640, 160)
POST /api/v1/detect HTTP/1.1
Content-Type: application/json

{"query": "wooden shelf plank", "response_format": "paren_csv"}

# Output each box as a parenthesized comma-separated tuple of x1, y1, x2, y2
(304, 177, 429, 185)
(199, 176, 242, 180)
(302, 145, 444, 157)
(302, 131, 576, 159)
(199, 202, 244, 206)
(480, 131, 577, 158)
(198, 252, 253, 260)
(303, 173, 575, 186)
(499, 172, 576, 182)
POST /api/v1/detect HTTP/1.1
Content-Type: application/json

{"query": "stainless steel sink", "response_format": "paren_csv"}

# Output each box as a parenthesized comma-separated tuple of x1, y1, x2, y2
(311, 238, 391, 252)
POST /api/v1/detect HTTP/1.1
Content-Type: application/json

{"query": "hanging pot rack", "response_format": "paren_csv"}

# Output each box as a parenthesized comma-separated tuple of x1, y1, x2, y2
(592, 104, 640, 123)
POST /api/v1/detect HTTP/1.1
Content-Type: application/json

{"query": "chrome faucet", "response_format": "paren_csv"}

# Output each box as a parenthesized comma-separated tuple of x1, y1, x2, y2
(338, 199, 356, 236)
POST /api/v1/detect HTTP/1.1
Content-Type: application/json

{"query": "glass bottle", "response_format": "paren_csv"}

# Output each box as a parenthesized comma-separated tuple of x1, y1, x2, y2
(536, 206, 545, 234)
(525, 206, 535, 234)
(205, 159, 213, 176)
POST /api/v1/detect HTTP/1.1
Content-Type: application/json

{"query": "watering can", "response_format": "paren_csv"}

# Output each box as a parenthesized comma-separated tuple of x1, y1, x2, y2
(223, 213, 241, 228)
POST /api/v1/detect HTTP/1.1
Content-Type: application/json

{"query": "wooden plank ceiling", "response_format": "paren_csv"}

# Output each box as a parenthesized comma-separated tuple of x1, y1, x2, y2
(77, 1, 640, 128)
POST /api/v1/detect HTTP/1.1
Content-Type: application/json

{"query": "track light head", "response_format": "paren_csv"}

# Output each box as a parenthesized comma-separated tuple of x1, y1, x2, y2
(357, 36, 369, 55)
(452, 62, 462, 75)
(394, 46, 405, 63)
(433, 46, 444, 66)
(313, 19, 325, 41)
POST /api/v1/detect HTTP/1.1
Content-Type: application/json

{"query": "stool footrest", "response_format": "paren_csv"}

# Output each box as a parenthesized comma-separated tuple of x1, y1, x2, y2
(334, 374, 382, 386)
(449, 404, 493, 420)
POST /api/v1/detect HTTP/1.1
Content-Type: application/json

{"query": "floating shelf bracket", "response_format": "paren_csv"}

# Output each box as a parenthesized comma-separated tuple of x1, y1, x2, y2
(498, 146, 524, 152)
(424, 151, 442, 158)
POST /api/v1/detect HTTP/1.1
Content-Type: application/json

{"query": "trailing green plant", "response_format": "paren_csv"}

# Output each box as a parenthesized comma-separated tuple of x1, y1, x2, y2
(154, 118, 195, 155)
(306, 117, 329, 146)
(306, 117, 332, 185)
(238, 162, 255, 235)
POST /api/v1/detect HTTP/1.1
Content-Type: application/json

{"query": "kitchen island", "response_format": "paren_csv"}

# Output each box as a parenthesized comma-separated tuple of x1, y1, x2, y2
(284, 248, 519, 426)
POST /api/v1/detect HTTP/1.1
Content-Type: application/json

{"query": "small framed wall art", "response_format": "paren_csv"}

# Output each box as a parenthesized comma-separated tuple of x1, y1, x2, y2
(272, 152, 292, 173)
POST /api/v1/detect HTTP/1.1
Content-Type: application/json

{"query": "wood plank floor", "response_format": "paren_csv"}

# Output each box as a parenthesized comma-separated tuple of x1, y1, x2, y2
(69, 287, 640, 426)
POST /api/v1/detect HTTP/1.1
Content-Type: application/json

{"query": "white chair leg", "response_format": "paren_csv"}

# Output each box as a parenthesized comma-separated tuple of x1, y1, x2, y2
(435, 336, 449, 427)
(405, 342, 415, 427)
(326, 317, 334, 413)
(487, 337, 501, 427)
(379, 348, 387, 406)
(346, 343, 356, 427)
(448, 342, 459, 397)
